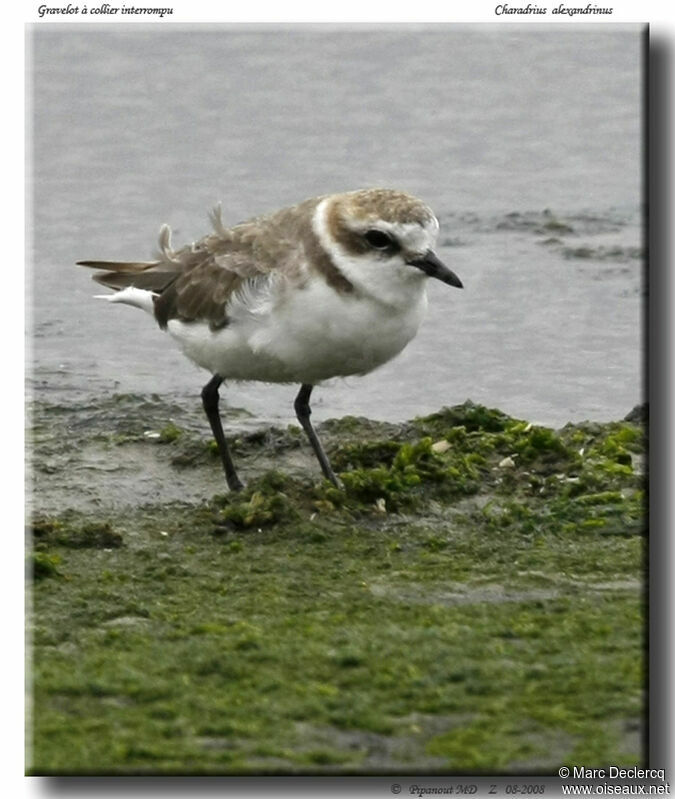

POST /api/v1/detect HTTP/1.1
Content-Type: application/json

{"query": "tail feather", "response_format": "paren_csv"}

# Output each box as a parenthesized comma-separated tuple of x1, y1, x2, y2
(77, 260, 178, 292)
(77, 260, 154, 270)
(91, 270, 177, 292)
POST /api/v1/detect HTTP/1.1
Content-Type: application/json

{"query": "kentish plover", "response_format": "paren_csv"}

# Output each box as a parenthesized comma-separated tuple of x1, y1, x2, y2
(78, 189, 463, 490)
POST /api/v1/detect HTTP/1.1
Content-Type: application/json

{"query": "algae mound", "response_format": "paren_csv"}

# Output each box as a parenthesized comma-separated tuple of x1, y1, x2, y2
(28, 401, 646, 774)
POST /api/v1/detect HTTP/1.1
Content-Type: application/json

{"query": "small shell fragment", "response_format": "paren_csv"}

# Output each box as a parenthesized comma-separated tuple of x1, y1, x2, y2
(374, 497, 387, 514)
(431, 439, 451, 454)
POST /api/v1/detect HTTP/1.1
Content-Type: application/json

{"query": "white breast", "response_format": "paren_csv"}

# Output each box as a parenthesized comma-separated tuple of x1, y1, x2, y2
(166, 273, 429, 385)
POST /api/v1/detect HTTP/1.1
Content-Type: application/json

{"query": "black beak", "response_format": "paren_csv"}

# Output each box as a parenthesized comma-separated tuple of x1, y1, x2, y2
(407, 251, 463, 288)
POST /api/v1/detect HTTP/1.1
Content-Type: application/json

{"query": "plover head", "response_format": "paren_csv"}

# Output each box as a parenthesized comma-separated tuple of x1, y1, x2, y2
(312, 188, 462, 303)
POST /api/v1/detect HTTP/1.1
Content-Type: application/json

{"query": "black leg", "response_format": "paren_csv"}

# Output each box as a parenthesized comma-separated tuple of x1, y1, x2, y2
(294, 384, 340, 487)
(201, 374, 244, 492)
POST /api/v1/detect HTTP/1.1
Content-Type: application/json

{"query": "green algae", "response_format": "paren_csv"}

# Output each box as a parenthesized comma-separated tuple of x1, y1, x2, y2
(27, 401, 646, 775)
(158, 422, 183, 443)
(32, 518, 124, 550)
(213, 471, 301, 531)
(29, 551, 63, 581)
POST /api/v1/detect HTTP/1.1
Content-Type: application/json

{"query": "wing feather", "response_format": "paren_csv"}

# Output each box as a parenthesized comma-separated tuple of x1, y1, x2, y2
(78, 196, 325, 331)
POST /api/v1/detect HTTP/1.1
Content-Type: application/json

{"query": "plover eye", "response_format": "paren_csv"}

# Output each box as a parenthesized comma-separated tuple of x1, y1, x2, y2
(364, 229, 394, 250)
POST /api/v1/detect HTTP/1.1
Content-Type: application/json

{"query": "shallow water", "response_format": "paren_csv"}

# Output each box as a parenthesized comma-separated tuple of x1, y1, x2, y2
(27, 25, 644, 430)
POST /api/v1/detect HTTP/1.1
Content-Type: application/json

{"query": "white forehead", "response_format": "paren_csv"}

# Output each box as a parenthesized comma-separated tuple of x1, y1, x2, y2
(377, 217, 439, 253)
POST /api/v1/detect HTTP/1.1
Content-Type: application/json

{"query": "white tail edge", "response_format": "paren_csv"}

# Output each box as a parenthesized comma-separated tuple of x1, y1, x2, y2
(94, 286, 157, 316)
